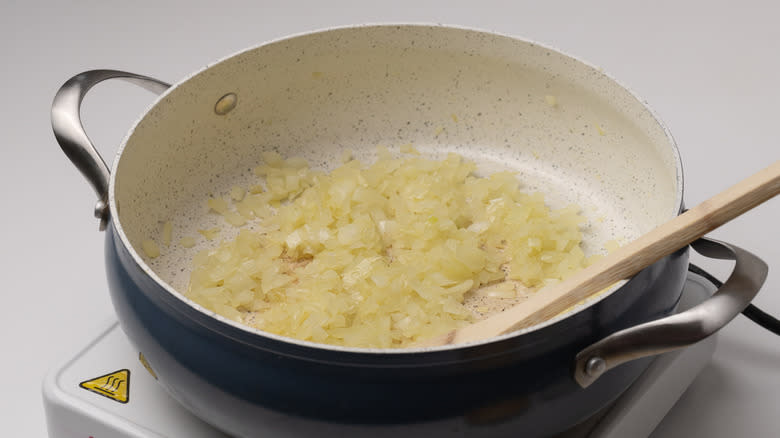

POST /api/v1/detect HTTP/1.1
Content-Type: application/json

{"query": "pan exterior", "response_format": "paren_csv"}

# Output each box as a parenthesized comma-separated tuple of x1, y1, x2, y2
(106, 221, 688, 437)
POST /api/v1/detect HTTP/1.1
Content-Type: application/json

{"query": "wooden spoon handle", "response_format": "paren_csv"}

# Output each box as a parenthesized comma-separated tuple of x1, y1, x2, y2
(432, 160, 780, 347)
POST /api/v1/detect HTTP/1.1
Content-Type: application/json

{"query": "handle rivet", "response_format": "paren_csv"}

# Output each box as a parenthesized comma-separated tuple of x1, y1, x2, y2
(585, 357, 606, 376)
(93, 199, 107, 219)
(214, 92, 237, 115)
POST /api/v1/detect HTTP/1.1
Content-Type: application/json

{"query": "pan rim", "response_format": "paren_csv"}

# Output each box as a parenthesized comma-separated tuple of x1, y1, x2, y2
(107, 22, 685, 355)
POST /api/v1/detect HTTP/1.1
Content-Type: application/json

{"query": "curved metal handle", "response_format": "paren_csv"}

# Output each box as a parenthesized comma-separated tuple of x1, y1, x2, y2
(51, 69, 170, 230)
(574, 237, 768, 388)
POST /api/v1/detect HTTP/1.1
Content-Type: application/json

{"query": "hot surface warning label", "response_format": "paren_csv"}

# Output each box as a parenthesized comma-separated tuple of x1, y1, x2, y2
(79, 369, 130, 404)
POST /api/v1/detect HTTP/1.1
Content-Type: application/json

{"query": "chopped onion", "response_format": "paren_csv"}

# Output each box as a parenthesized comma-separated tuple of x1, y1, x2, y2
(142, 239, 160, 258)
(186, 152, 589, 348)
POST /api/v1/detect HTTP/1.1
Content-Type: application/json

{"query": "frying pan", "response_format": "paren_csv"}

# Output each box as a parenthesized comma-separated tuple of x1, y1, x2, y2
(52, 24, 767, 437)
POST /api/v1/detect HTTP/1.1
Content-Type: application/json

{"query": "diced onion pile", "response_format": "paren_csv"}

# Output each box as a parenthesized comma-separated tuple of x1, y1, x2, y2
(186, 150, 589, 348)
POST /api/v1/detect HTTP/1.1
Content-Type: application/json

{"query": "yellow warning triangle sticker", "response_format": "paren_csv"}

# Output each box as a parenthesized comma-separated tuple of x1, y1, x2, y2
(79, 369, 130, 404)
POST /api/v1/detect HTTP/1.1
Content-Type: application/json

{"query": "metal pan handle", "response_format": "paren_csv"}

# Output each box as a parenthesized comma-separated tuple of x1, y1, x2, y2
(574, 237, 768, 388)
(51, 70, 170, 230)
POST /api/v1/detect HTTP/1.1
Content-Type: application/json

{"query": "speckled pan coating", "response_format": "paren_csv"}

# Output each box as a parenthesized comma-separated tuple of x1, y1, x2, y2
(110, 25, 682, 345)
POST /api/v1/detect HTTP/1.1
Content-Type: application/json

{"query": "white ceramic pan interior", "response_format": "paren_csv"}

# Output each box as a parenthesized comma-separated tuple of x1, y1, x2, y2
(111, 25, 683, 343)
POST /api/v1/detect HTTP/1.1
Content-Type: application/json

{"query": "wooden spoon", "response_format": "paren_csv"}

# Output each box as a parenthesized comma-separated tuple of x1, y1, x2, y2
(425, 160, 780, 347)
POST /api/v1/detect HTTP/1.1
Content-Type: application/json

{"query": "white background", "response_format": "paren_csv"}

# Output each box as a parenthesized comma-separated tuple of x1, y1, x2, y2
(1, 0, 778, 436)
